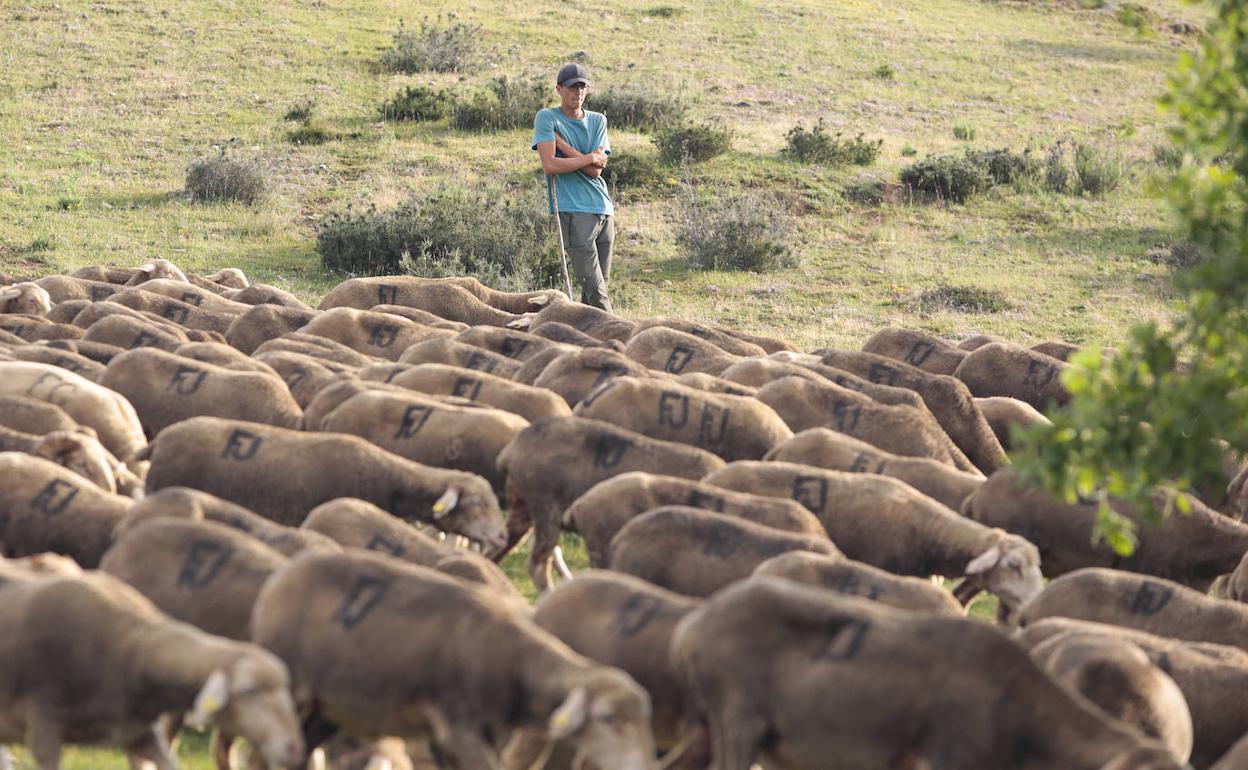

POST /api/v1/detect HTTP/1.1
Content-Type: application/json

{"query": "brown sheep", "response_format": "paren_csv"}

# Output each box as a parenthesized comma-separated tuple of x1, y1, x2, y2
(1031, 340, 1118, 362)
(765, 428, 985, 512)
(100, 347, 303, 437)
(0, 282, 52, 315)
(35, 338, 125, 365)
(70, 297, 188, 335)
(299, 375, 412, 433)
(3, 343, 106, 381)
(631, 318, 766, 357)
(511, 344, 572, 385)
(174, 340, 279, 375)
(511, 300, 637, 342)
(301, 307, 456, 361)
(252, 350, 352, 409)
(253, 331, 379, 368)
(124, 278, 250, 315)
(0, 395, 79, 435)
(607, 506, 840, 597)
(953, 342, 1071, 411)
(397, 337, 522, 378)
(958, 333, 1007, 351)
(318, 275, 562, 315)
(45, 298, 91, 323)
(495, 416, 726, 591)
(107, 288, 237, 336)
(0, 425, 134, 496)
(326, 281, 525, 327)
(225, 283, 312, 310)
(563, 471, 828, 566)
(198, 267, 250, 290)
(861, 327, 969, 375)
(815, 347, 1008, 475)
(527, 320, 623, 349)
(721, 354, 929, 411)
(573, 376, 793, 461)
(35, 274, 122, 303)
(0, 314, 85, 342)
(454, 325, 570, 362)
(974, 395, 1052, 451)
(124, 258, 190, 285)
(358, 362, 572, 423)
(671, 577, 1182, 770)
(719, 327, 798, 354)
(623, 326, 742, 376)
(531, 347, 659, 406)
(370, 304, 469, 331)
(82, 313, 189, 352)
(70, 265, 139, 284)
(141, 417, 507, 553)
(674, 372, 756, 396)
(224, 304, 317, 355)
(252, 549, 658, 770)
(703, 460, 1043, 623)
(753, 550, 964, 616)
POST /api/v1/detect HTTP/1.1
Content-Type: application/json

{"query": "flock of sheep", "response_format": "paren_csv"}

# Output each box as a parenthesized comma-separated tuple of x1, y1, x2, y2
(3, 260, 1248, 770)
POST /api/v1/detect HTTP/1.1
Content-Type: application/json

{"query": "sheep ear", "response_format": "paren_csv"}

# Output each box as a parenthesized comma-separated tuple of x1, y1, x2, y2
(432, 488, 459, 519)
(528, 295, 551, 307)
(965, 545, 1002, 576)
(186, 669, 230, 729)
(548, 687, 587, 740)
(0, 288, 19, 301)
(138, 262, 157, 273)
(507, 314, 534, 329)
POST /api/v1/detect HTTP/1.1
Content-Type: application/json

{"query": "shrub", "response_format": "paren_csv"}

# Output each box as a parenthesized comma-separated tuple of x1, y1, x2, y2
(589, 86, 688, 132)
(380, 84, 451, 122)
(900, 144, 918, 157)
(185, 154, 266, 204)
(654, 123, 733, 164)
(844, 176, 888, 206)
(283, 99, 315, 122)
(953, 123, 977, 141)
(378, 15, 481, 74)
(975, 148, 1042, 186)
(316, 177, 560, 289)
(1073, 140, 1125, 196)
(872, 63, 896, 80)
(645, 4, 683, 17)
(287, 123, 337, 145)
(899, 153, 992, 203)
(452, 75, 547, 131)
(1116, 3, 1158, 35)
(1153, 144, 1183, 169)
(601, 152, 674, 197)
(917, 284, 1012, 314)
(675, 186, 797, 272)
(783, 120, 882, 166)
(1044, 141, 1071, 194)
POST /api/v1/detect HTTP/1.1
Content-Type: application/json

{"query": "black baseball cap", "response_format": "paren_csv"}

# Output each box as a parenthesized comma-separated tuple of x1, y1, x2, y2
(557, 63, 590, 87)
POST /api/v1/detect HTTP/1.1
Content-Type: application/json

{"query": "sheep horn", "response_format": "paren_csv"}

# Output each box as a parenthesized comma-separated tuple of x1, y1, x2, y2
(432, 488, 459, 518)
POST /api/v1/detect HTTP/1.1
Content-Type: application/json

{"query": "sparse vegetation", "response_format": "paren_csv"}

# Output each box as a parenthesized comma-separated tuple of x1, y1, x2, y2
(185, 154, 266, 204)
(378, 14, 481, 74)
(601, 152, 674, 198)
(654, 123, 733, 163)
(286, 123, 337, 145)
(899, 152, 992, 203)
(589, 86, 688, 132)
(283, 99, 315, 122)
(953, 123, 977, 141)
(676, 185, 796, 272)
(783, 120, 882, 166)
(1153, 143, 1184, 169)
(917, 284, 1012, 314)
(379, 84, 451, 122)
(872, 63, 896, 80)
(451, 75, 547, 131)
(1072, 139, 1126, 196)
(900, 144, 918, 157)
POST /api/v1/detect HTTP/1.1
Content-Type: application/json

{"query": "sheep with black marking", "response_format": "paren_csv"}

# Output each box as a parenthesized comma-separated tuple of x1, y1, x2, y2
(324, 280, 526, 327)
(70, 265, 139, 284)
(631, 318, 766, 357)
(318, 275, 562, 315)
(2, 342, 106, 381)
(253, 331, 378, 368)
(454, 325, 571, 362)
(722, 354, 928, 410)
(106, 288, 237, 336)
(124, 258, 189, 285)
(953, 342, 1071, 411)
(754, 550, 964, 615)
(975, 396, 1052, 451)
(34, 274, 121, 303)
(675, 372, 756, 396)
(397, 337, 523, 378)
(81, 312, 189, 352)
(0, 314, 85, 343)
(564, 471, 828, 567)
(122, 279, 250, 316)
(370, 304, 468, 331)
(225, 283, 311, 310)
(71, 298, 187, 335)
(531, 347, 659, 406)
(623, 326, 742, 376)
(252, 350, 352, 409)
(0, 282, 52, 316)
(33, 338, 125, 365)
(224, 304, 317, 355)
(509, 299, 636, 342)
(358, 362, 572, 423)
(861, 327, 968, 376)
(0, 425, 138, 496)
(526, 320, 623, 350)
(301, 307, 456, 362)
(174, 341, 279, 374)
(0, 395, 79, 435)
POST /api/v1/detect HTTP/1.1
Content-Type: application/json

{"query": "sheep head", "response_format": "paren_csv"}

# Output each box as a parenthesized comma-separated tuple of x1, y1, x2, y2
(0, 282, 52, 316)
(548, 668, 657, 770)
(188, 653, 305, 769)
(427, 481, 507, 556)
(126, 258, 188, 285)
(208, 268, 249, 289)
(960, 532, 1043, 626)
(32, 429, 119, 494)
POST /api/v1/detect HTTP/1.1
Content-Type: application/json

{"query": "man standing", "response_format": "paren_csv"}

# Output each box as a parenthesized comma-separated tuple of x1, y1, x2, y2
(532, 62, 614, 312)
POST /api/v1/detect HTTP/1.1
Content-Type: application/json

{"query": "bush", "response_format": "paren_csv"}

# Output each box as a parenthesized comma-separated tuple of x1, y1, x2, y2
(185, 154, 266, 204)
(1153, 144, 1184, 169)
(917, 284, 1012, 314)
(380, 84, 451, 122)
(783, 120, 882, 166)
(287, 123, 337, 145)
(953, 123, 977, 141)
(1073, 140, 1126, 196)
(601, 152, 674, 197)
(975, 148, 1042, 186)
(872, 63, 896, 80)
(654, 123, 733, 164)
(378, 14, 480, 74)
(900, 144, 918, 157)
(452, 75, 547, 132)
(675, 186, 796, 272)
(1044, 141, 1071, 194)
(899, 153, 992, 203)
(589, 86, 688, 132)
(316, 177, 560, 289)
(283, 99, 315, 122)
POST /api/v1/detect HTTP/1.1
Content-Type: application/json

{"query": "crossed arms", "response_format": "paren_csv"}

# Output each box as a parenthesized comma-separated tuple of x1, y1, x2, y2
(536, 131, 607, 179)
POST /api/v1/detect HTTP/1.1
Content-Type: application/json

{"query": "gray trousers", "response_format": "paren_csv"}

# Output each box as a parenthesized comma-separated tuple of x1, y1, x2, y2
(558, 212, 614, 312)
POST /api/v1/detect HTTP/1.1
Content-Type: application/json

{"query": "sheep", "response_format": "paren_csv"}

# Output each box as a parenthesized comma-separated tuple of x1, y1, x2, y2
(674, 372, 756, 396)
(527, 320, 622, 349)
(35, 338, 125, 365)
(325, 281, 525, 327)
(860, 327, 969, 376)
(1031, 340, 1120, 362)
(721, 327, 798, 354)
(953, 342, 1072, 411)
(82, 313, 189, 352)
(510, 300, 636, 342)
(300, 307, 457, 362)
(531, 347, 659, 406)
(124, 278, 250, 315)
(174, 340, 280, 375)
(225, 283, 312, 310)
(702, 460, 1043, 623)
(141, 416, 507, 553)
(1018, 568, 1248, 652)
(45, 298, 90, 323)
(962, 469, 1248, 589)
(0, 395, 79, 435)
(318, 275, 562, 315)
(0, 426, 135, 496)
(254, 331, 379, 368)
(0, 361, 145, 461)
(670, 576, 1184, 770)
(607, 506, 840, 597)
(496, 416, 726, 591)
(765, 428, 985, 512)
(224, 304, 317, 355)
(70, 297, 188, 334)
(0, 452, 133, 567)
(815, 348, 1008, 475)
(572, 376, 792, 461)
(107, 288, 245, 336)
(754, 376, 978, 472)
(366, 304, 467, 331)
(0, 567, 306, 770)
(119, 486, 340, 557)
(454, 325, 570, 362)
(958, 333, 1006, 351)
(0, 281, 52, 316)
(201, 267, 250, 290)
(975, 395, 1052, 451)
(720, 355, 928, 410)
(251, 548, 658, 770)
(299, 375, 404, 433)
(4, 343, 106, 381)
(125, 257, 190, 285)
(623, 326, 742, 376)
(100, 517, 289, 640)
(753, 551, 964, 616)
(512, 344, 573, 385)
(34, 274, 121, 303)
(631, 318, 767, 357)
(563, 471, 828, 567)
(254, 351, 354, 409)
(1034, 634, 1193, 764)
(0, 314, 85, 342)
(317, 388, 529, 493)
(358, 362, 572, 423)
(70, 264, 140, 284)
(300, 498, 519, 598)
(1212, 734, 1248, 770)
(397, 337, 523, 378)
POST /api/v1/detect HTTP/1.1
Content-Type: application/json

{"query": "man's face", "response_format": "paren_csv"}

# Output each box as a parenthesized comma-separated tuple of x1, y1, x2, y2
(558, 82, 588, 112)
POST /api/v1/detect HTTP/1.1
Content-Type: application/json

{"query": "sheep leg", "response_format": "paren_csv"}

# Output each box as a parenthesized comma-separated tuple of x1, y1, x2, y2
(493, 492, 533, 562)
(528, 518, 561, 593)
(659, 724, 711, 770)
(125, 727, 176, 770)
(707, 699, 765, 770)
(0, 748, 13, 770)
(210, 728, 237, 770)
(500, 728, 550, 770)
(25, 712, 63, 770)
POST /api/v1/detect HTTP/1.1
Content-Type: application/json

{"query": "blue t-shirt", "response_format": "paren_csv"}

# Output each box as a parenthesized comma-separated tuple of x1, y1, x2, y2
(531, 107, 614, 216)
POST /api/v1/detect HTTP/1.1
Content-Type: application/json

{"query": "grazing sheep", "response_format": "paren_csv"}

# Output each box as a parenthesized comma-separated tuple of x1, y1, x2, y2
(753, 551, 964, 616)
(532, 347, 659, 406)
(953, 342, 1071, 411)
(70, 297, 186, 334)
(607, 506, 839, 597)
(201, 267, 250, 290)
(755, 376, 976, 472)
(224, 304, 317, 355)
(861, 327, 969, 376)
(0, 314, 85, 342)
(105, 288, 252, 336)
(397, 337, 523, 378)
(564, 471, 828, 567)
(70, 265, 139, 284)
(721, 355, 929, 412)
(1018, 568, 1248, 653)
(82, 313, 188, 352)
(454, 325, 570, 362)
(35, 274, 122, 303)
(703, 460, 1043, 623)
(35, 338, 125, 365)
(301, 498, 518, 598)
(815, 348, 1007, 475)
(574, 376, 792, 461)
(225, 283, 311, 310)
(674, 372, 756, 396)
(963, 469, 1248, 588)
(1212, 548, 1248, 602)
(631, 318, 767, 358)
(766, 428, 985, 511)
(174, 341, 279, 375)
(252, 350, 351, 409)
(974, 395, 1052, 451)
(45, 298, 91, 324)
(125, 279, 250, 315)
(496, 416, 726, 590)
(359, 362, 572, 423)
(0, 452, 132, 567)
(671, 577, 1183, 770)
(0, 282, 52, 316)
(100, 517, 288, 640)
(623, 326, 742, 377)
(510, 344, 570, 385)
(510, 301, 636, 343)
(100, 347, 302, 437)
(251, 549, 658, 770)
(0, 361, 145, 461)
(253, 331, 378, 368)
(0, 568, 306, 770)
(527, 320, 621, 349)
(370, 304, 470, 331)
(0, 395, 78, 435)
(120, 486, 340, 557)
(1212, 733, 1248, 770)
(4, 344, 106, 381)
(301, 307, 456, 362)
(318, 388, 529, 493)
(326, 281, 524, 327)
(124, 258, 190, 285)
(141, 417, 507, 552)
(958, 333, 1007, 351)
(1031, 340, 1119, 362)
(318, 275, 562, 315)
(0, 426, 130, 496)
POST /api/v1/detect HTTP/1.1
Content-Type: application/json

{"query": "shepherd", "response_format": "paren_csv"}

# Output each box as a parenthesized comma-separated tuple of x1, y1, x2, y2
(532, 62, 615, 311)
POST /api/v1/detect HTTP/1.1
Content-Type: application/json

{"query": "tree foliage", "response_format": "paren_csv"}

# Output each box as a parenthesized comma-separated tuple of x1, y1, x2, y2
(1014, 0, 1248, 552)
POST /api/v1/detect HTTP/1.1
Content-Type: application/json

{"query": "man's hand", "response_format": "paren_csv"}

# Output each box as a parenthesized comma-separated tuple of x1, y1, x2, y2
(547, 130, 606, 178)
